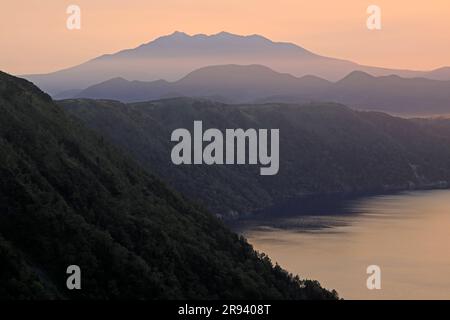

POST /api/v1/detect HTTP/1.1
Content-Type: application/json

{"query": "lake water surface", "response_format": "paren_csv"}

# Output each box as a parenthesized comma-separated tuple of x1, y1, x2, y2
(233, 190, 450, 299)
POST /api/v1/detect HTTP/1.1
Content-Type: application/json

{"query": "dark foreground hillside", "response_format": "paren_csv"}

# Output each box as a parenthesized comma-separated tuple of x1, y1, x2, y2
(0, 71, 337, 299)
(60, 98, 450, 218)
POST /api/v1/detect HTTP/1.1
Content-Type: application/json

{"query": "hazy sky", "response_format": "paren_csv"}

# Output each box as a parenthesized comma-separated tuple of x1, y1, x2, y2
(1, 0, 449, 75)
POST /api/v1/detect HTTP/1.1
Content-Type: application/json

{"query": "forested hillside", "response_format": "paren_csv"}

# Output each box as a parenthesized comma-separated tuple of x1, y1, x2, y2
(61, 98, 450, 218)
(0, 71, 337, 299)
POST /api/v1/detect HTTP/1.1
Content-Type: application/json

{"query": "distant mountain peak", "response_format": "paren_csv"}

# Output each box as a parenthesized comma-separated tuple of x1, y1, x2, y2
(171, 30, 189, 36)
(151, 31, 271, 43)
(212, 31, 270, 41)
(338, 70, 376, 83)
(119, 30, 306, 56)
(432, 66, 450, 72)
(164, 30, 269, 40)
(23, 31, 450, 96)
(178, 64, 294, 83)
(215, 31, 235, 37)
(106, 76, 129, 83)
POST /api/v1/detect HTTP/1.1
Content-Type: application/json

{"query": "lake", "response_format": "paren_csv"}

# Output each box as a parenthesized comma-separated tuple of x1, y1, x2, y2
(233, 190, 450, 300)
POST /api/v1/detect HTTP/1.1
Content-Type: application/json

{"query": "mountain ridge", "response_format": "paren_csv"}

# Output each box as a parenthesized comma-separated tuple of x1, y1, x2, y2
(72, 64, 450, 115)
(21, 31, 450, 96)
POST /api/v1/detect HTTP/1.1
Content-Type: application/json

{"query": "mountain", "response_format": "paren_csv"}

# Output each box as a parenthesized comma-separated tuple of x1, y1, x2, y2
(60, 97, 450, 218)
(75, 65, 330, 103)
(423, 67, 450, 81)
(74, 65, 450, 115)
(0, 71, 338, 299)
(325, 71, 450, 115)
(76, 77, 174, 102)
(22, 31, 447, 96)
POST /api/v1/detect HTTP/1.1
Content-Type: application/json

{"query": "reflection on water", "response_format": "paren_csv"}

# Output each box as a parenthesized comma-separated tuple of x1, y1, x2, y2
(234, 190, 450, 300)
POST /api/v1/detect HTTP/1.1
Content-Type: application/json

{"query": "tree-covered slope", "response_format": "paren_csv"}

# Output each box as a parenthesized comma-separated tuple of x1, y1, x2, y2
(60, 98, 450, 218)
(0, 71, 337, 300)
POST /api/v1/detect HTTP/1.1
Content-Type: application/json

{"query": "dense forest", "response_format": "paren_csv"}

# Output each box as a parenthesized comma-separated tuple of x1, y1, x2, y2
(60, 98, 450, 218)
(0, 71, 338, 299)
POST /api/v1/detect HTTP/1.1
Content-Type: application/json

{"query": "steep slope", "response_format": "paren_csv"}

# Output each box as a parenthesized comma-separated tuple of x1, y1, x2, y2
(0, 71, 337, 300)
(61, 98, 450, 218)
(23, 31, 443, 96)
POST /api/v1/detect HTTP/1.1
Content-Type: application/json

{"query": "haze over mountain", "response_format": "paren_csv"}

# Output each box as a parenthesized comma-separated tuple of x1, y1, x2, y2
(61, 98, 450, 217)
(73, 65, 450, 115)
(22, 31, 450, 96)
(74, 65, 330, 103)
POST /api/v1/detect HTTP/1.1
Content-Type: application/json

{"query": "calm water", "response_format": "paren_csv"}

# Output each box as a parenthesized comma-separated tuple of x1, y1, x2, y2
(234, 190, 450, 300)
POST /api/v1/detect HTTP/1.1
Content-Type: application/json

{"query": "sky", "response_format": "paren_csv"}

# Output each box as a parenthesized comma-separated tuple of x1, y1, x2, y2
(1, 0, 449, 75)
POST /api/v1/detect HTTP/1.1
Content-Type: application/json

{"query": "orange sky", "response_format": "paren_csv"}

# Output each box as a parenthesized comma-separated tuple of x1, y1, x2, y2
(1, 0, 449, 75)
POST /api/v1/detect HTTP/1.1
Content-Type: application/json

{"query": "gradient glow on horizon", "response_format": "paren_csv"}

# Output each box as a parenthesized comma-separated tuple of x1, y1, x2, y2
(1, 0, 449, 75)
